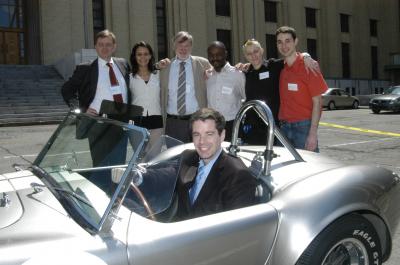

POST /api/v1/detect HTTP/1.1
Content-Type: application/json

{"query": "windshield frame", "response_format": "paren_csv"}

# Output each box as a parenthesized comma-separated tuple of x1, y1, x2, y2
(32, 111, 150, 233)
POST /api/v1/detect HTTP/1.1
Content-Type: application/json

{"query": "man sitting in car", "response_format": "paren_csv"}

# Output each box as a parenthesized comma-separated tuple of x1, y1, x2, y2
(175, 108, 257, 219)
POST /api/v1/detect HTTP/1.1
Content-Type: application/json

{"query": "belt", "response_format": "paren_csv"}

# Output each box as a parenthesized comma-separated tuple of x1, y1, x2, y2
(167, 114, 191, 120)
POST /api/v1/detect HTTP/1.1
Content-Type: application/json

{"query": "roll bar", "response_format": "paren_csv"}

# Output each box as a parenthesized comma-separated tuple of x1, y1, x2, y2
(228, 100, 304, 176)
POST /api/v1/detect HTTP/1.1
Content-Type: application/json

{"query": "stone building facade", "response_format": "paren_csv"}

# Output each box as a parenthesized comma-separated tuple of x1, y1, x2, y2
(1, 0, 399, 89)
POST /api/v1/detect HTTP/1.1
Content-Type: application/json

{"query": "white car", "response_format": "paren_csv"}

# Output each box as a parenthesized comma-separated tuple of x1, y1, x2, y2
(1, 100, 399, 265)
(323, 88, 360, 110)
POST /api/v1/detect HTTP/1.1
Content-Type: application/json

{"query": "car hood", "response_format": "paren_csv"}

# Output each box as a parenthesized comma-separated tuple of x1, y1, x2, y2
(372, 94, 400, 100)
(0, 173, 23, 229)
(0, 171, 75, 229)
(0, 170, 108, 264)
(0, 170, 68, 230)
(265, 147, 349, 192)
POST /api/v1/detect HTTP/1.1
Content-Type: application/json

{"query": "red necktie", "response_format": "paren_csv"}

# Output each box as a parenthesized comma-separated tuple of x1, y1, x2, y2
(106, 62, 123, 103)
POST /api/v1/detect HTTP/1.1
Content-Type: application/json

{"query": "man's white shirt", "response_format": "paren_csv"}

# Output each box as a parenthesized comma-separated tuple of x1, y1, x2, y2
(167, 57, 198, 115)
(206, 63, 245, 121)
(89, 57, 128, 112)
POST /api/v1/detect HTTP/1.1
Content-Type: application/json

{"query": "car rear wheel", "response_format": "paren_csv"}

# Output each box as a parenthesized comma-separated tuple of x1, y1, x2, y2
(372, 108, 381, 114)
(328, 101, 336, 110)
(296, 214, 382, 265)
(352, 100, 359, 109)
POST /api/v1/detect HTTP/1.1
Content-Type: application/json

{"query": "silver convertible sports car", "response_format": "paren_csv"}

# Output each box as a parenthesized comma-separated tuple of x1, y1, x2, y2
(1, 100, 399, 265)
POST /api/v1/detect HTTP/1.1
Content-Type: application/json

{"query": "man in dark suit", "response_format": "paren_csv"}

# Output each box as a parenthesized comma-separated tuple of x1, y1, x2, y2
(176, 108, 257, 219)
(61, 29, 131, 117)
(61, 29, 131, 192)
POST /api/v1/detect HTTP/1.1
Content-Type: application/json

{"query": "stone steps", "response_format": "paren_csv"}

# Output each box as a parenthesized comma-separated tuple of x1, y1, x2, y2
(0, 65, 69, 126)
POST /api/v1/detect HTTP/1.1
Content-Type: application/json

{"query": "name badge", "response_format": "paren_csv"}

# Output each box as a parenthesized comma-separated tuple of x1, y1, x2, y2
(288, 83, 298, 91)
(110, 85, 122, 95)
(259, 71, 269, 80)
(221, 86, 233, 95)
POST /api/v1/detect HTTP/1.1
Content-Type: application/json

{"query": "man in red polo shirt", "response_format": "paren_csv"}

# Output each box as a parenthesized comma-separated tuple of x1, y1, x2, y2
(276, 26, 328, 152)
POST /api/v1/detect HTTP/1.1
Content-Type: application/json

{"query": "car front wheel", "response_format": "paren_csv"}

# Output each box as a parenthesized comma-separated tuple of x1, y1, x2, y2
(296, 214, 382, 265)
(372, 108, 381, 114)
(352, 100, 359, 109)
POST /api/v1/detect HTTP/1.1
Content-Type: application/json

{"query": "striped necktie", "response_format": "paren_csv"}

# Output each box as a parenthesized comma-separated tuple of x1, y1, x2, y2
(177, 61, 186, 115)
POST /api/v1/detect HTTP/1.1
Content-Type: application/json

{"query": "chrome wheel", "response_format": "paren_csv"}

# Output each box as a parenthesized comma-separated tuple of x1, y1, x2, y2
(296, 214, 382, 265)
(322, 238, 368, 265)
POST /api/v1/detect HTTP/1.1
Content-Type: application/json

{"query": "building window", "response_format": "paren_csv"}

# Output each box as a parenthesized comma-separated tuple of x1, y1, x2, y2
(92, 0, 105, 37)
(307, 39, 317, 61)
(265, 34, 278, 58)
(156, 0, 168, 60)
(371, 46, 378, 79)
(0, 0, 25, 64)
(216, 29, 232, 63)
(0, 0, 24, 28)
(340, 14, 349, 33)
(215, 0, 230, 17)
(370, 19, 378, 37)
(305, 8, 316, 28)
(341, 43, 350, 78)
(264, 1, 277, 22)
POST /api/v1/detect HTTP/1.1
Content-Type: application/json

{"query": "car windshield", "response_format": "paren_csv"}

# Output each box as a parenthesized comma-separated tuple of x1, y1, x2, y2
(384, 86, 400, 95)
(32, 112, 181, 231)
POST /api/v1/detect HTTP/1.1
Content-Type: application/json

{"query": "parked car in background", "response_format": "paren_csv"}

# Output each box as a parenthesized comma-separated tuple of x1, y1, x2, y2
(369, 85, 400, 114)
(322, 88, 360, 110)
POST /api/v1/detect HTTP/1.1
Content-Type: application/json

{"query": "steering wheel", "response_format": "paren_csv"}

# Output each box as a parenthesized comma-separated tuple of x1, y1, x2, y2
(129, 183, 156, 220)
(113, 166, 156, 220)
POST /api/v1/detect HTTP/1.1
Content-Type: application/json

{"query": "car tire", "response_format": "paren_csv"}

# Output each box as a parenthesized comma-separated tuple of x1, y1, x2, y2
(328, 101, 336, 110)
(372, 108, 381, 114)
(296, 214, 382, 265)
(352, 100, 359, 109)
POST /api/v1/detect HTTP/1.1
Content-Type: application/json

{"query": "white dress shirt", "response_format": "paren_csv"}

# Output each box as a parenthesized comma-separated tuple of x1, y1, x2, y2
(206, 63, 246, 121)
(89, 57, 128, 112)
(129, 72, 161, 116)
(167, 57, 198, 115)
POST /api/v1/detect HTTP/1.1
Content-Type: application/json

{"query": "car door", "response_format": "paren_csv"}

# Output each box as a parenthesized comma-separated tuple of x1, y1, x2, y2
(328, 90, 338, 104)
(338, 90, 352, 107)
(126, 203, 279, 265)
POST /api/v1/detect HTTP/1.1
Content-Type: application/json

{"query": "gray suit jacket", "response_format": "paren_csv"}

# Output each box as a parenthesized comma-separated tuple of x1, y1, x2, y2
(159, 55, 211, 123)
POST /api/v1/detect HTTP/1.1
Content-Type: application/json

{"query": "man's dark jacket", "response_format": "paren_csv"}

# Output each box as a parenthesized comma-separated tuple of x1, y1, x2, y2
(61, 57, 131, 113)
(176, 149, 257, 219)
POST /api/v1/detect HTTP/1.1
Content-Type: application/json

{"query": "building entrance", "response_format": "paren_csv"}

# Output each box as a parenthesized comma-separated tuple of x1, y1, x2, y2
(0, 0, 25, 64)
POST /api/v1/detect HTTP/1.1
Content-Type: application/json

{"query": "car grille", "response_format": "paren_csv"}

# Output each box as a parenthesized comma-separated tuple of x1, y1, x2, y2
(372, 99, 390, 106)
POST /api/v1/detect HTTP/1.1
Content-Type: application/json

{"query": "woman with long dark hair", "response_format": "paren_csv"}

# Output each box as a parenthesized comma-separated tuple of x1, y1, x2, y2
(129, 41, 163, 148)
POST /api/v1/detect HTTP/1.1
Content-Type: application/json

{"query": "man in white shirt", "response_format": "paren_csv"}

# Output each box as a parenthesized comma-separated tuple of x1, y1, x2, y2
(206, 41, 245, 141)
(61, 30, 131, 192)
(62, 29, 131, 118)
